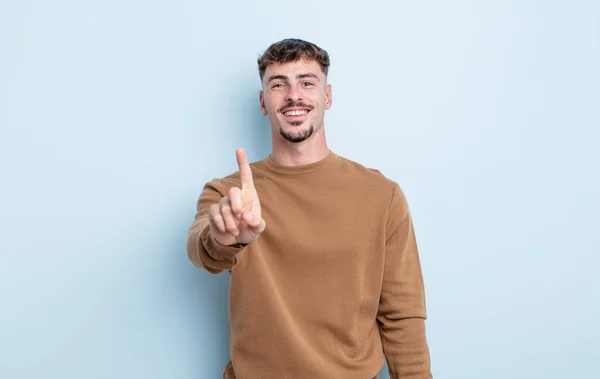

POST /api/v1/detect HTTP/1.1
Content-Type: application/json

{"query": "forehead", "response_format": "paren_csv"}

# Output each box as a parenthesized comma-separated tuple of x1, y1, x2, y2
(263, 59, 324, 81)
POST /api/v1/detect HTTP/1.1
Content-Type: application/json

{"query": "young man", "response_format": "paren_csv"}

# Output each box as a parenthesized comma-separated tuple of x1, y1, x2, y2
(187, 38, 432, 379)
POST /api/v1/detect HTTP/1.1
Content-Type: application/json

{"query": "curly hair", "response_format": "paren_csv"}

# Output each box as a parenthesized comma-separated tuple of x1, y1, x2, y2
(257, 38, 330, 81)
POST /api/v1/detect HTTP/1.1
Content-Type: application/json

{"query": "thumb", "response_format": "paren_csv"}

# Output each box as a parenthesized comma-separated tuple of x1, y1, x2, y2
(244, 212, 266, 235)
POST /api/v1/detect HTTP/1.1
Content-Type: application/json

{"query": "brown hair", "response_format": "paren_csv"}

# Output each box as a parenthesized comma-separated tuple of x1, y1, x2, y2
(257, 38, 330, 81)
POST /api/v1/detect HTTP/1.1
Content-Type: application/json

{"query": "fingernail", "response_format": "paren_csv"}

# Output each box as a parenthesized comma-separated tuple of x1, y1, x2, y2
(236, 213, 242, 221)
(244, 213, 253, 222)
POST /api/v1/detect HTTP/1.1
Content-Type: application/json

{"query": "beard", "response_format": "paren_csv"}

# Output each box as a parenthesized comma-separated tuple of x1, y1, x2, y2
(276, 100, 316, 143)
(279, 123, 314, 143)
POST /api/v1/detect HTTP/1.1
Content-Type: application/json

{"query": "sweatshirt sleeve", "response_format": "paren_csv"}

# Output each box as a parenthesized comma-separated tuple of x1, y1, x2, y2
(377, 184, 432, 378)
(186, 179, 245, 274)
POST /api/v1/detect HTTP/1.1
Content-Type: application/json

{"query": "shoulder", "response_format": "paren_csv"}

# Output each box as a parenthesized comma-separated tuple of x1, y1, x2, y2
(202, 171, 242, 197)
(335, 153, 402, 196)
(334, 153, 412, 216)
(202, 159, 266, 196)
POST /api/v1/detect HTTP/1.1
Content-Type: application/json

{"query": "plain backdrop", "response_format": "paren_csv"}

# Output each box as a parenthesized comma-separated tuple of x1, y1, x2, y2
(1, 1, 599, 378)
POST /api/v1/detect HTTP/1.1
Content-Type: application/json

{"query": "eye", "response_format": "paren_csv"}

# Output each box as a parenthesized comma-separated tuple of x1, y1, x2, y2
(272, 83, 285, 89)
(302, 82, 315, 87)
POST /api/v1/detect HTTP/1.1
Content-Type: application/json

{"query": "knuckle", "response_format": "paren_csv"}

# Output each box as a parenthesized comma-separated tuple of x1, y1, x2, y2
(231, 201, 241, 212)
(220, 198, 231, 211)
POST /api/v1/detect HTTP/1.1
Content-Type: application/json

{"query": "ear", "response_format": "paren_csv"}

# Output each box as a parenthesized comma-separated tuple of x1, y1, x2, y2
(259, 90, 267, 115)
(324, 84, 332, 110)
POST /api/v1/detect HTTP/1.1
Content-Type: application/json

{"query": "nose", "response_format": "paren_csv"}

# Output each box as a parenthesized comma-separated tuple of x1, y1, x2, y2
(284, 83, 302, 103)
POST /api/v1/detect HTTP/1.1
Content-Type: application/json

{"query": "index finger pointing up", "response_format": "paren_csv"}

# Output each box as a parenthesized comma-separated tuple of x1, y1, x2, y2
(236, 148, 255, 189)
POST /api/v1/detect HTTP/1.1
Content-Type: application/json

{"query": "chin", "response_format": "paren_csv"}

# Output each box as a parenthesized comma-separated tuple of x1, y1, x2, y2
(279, 124, 314, 143)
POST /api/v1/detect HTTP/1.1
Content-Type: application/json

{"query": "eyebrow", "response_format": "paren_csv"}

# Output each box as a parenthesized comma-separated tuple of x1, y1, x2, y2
(267, 72, 320, 83)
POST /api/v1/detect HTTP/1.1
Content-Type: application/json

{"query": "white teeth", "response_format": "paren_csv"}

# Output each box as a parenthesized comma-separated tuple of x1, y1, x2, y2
(284, 110, 308, 116)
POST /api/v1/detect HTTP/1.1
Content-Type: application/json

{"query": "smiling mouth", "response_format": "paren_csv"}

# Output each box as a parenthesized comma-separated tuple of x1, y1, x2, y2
(282, 109, 311, 118)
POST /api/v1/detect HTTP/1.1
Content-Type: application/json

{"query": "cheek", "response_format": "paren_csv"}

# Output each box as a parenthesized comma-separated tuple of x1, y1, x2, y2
(266, 96, 281, 109)
(263, 100, 276, 114)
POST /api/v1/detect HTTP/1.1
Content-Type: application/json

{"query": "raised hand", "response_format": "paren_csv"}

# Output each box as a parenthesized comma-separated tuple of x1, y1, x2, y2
(208, 148, 266, 246)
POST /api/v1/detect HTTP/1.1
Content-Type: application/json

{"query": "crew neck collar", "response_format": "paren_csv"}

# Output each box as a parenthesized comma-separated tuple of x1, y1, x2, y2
(261, 150, 338, 175)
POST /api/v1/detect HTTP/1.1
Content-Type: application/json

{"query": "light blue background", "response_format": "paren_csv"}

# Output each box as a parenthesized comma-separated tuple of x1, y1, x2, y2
(1, 1, 599, 378)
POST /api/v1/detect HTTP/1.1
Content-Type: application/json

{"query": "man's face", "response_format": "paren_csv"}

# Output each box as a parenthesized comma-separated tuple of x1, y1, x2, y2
(260, 59, 332, 143)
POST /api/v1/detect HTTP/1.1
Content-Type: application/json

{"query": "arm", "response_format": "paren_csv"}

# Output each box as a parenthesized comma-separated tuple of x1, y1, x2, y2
(377, 184, 432, 378)
(186, 148, 266, 274)
(186, 180, 245, 274)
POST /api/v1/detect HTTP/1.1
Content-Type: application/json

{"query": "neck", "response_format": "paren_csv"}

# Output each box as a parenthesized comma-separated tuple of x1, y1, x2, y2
(270, 125, 330, 166)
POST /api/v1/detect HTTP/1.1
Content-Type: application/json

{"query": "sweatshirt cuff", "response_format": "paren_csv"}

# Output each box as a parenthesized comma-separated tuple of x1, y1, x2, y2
(200, 226, 245, 261)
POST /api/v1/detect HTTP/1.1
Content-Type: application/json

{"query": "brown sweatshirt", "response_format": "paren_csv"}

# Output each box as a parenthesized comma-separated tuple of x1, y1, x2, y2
(187, 150, 432, 379)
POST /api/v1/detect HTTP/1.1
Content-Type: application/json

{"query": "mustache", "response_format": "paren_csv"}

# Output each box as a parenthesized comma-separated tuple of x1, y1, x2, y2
(279, 102, 314, 113)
